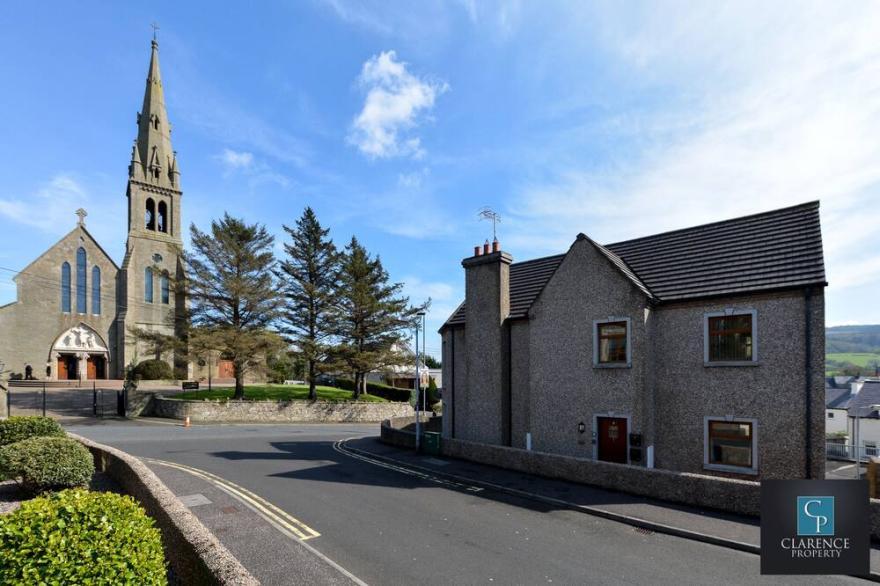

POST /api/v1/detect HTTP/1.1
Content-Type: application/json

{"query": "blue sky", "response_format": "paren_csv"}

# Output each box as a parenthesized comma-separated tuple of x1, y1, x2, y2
(1, 1, 879, 356)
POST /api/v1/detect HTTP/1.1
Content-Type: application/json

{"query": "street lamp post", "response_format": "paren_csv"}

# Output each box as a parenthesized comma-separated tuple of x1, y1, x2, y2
(415, 310, 426, 453)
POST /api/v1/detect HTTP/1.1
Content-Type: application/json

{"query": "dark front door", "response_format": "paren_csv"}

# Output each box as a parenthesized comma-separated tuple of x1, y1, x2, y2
(597, 417, 628, 464)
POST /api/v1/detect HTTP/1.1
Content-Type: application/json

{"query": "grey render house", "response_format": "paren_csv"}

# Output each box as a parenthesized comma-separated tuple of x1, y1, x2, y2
(440, 202, 826, 479)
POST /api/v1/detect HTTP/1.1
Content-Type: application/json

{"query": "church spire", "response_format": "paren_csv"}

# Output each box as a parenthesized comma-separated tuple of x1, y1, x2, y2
(134, 39, 177, 189)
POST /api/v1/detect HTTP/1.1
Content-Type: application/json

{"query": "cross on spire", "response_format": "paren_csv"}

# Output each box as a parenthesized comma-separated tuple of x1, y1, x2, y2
(75, 208, 88, 227)
(151, 22, 160, 41)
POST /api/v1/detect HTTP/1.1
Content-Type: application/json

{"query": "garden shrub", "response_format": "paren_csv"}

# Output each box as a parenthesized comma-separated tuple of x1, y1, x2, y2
(335, 378, 412, 402)
(0, 416, 65, 447)
(0, 436, 94, 493)
(132, 359, 174, 381)
(0, 488, 167, 585)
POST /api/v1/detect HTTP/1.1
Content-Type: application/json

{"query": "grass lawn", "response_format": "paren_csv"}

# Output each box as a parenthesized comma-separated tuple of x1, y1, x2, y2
(174, 384, 388, 402)
(827, 352, 880, 367)
(825, 352, 880, 376)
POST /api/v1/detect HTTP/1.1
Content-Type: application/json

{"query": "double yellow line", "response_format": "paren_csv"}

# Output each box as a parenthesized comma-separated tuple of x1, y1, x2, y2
(145, 458, 321, 541)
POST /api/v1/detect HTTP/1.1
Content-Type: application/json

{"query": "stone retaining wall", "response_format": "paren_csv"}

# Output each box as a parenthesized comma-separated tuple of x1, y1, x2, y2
(440, 435, 762, 516)
(69, 433, 257, 585)
(150, 397, 413, 423)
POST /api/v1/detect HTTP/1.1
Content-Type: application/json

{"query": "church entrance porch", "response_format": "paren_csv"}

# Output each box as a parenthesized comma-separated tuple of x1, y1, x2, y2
(50, 324, 111, 381)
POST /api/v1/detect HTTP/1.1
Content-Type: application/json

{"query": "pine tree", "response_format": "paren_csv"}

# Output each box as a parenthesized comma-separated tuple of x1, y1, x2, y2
(276, 207, 340, 400)
(335, 237, 424, 399)
(184, 214, 282, 398)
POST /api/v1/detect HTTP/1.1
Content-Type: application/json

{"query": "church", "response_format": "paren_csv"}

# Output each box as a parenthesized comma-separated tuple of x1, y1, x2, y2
(0, 39, 187, 381)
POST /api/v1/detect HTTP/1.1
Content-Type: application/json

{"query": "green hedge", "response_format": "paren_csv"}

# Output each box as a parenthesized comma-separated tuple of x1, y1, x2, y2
(0, 416, 65, 447)
(335, 378, 412, 402)
(0, 488, 167, 585)
(132, 359, 174, 381)
(0, 436, 95, 494)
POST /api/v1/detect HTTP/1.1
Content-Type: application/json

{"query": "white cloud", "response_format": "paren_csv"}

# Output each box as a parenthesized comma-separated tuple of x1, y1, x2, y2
(397, 168, 429, 189)
(218, 148, 254, 170)
(348, 50, 448, 159)
(0, 175, 89, 232)
(502, 3, 880, 296)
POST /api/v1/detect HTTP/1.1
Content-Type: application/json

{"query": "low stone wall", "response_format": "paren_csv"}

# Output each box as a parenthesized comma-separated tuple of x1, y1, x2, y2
(380, 415, 440, 449)
(150, 397, 414, 423)
(70, 433, 257, 586)
(440, 434, 762, 516)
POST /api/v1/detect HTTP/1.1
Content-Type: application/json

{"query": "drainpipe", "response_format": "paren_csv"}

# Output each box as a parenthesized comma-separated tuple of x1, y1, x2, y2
(450, 332, 455, 438)
(506, 323, 512, 447)
(804, 287, 813, 479)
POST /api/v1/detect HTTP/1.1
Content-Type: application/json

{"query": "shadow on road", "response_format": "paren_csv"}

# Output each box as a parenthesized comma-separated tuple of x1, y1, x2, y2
(210, 435, 761, 536)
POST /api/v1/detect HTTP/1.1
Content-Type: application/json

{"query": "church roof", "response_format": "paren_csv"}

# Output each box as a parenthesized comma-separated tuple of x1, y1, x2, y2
(13, 220, 120, 283)
(441, 201, 826, 330)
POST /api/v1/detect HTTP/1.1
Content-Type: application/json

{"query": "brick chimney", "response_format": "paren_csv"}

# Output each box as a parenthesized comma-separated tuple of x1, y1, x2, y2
(460, 243, 512, 444)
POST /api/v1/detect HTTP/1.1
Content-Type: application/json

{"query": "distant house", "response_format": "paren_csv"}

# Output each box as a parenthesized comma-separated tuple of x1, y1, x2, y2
(440, 202, 827, 480)
(367, 360, 442, 389)
(825, 386, 851, 435)
(826, 379, 880, 458)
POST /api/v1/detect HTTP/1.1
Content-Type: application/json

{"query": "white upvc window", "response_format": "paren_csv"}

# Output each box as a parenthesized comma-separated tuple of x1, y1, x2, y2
(592, 317, 632, 368)
(703, 308, 758, 366)
(703, 416, 759, 475)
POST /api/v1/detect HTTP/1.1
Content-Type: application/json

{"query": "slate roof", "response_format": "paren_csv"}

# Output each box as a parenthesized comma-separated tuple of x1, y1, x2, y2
(442, 201, 826, 330)
(443, 254, 565, 327)
(847, 381, 880, 417)
(826, 387, 852, 409)
(605, 201, 826, 301)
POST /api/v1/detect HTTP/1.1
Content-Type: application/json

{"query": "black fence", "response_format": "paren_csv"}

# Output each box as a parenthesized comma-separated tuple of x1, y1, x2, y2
(7, 382, 126, 420)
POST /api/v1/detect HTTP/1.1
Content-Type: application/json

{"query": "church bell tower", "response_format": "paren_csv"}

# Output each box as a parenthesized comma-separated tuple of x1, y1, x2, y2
(117, 38, 186, 376)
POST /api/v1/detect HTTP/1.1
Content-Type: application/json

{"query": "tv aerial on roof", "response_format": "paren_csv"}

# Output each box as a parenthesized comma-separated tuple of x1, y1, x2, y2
(478, 207, 501, 241)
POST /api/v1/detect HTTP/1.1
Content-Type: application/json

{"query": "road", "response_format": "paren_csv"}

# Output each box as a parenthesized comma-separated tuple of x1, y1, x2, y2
(68, 420, 864, 585)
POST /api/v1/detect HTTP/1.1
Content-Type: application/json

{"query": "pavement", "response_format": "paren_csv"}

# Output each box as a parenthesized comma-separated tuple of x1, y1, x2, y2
(67, 419, 872, 585)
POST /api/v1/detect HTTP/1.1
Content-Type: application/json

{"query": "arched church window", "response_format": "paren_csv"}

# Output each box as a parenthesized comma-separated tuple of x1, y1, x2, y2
(61, 262, 71, 312)
(145, 198, 156, 230)
(160, 271, 170, 304)
(144, 268, 154, 303)
(92, 266, 101, 315)
(76, 247, 87, 314)
(157, 201, 167, 233)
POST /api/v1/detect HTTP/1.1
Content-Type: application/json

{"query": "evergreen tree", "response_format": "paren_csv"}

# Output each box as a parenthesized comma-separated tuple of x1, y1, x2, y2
(184, 214, 282, 398)
(335, 237, 424, 399)
(276, 207, 340, 400)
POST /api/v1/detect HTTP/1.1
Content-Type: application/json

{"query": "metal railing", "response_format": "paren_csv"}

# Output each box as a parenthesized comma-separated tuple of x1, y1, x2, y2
(826, 442, 880, 462)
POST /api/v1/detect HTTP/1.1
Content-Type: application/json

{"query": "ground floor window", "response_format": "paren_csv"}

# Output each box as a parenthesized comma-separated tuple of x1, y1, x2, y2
(866, 441, 879, 457)
(704, 417, 757, 474)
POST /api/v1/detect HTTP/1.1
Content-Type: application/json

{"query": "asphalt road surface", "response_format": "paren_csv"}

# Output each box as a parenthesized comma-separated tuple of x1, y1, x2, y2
(68, 420, 865, 585)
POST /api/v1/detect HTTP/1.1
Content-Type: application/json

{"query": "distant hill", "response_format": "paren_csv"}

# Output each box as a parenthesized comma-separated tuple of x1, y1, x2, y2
(826, 325, 880, 376)
(826, 325, 880, 353)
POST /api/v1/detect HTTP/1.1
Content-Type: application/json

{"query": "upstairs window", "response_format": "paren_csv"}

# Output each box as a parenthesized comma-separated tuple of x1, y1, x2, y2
(144, 268, 153, 303)
(76, 247, 87, 314)
(160, 272, 170, 304)
(704, 310, 757, 364)
(593, 318, 631, 367)
(61, 262, 71, 312)
(92, 266, 101, 315)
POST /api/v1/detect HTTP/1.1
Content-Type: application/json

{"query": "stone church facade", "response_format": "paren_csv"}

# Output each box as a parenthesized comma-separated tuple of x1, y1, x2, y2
(0, 39, 187, 381)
